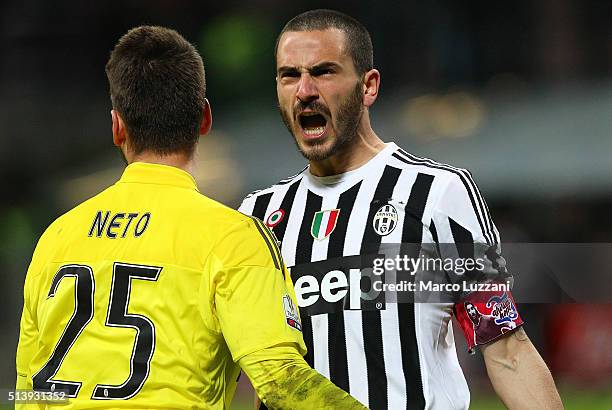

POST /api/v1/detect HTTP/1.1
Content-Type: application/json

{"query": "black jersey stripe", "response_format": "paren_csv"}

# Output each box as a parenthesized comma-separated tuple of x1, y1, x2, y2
(295, 190, 323, 368)
(397, 149, 497, 245)
(253, 218, 284, 271)
(399, 172, 432, 410)
(429, 219, 439, 243)
(249, 216, 280, 271)
(251, 192, 273, 220)
(449, 217, 475, 259)
(361, 166, 402, 253)
(327, 181, 362, 393)
(402, 173, 434, 244)
(467, 170, 499, 243)
(392, 151, 496, 246)
(273, 179, 301, 242)
(360, 165, 402, 410)
(458, 168, 497, 244)
(429, 219, 442, 258)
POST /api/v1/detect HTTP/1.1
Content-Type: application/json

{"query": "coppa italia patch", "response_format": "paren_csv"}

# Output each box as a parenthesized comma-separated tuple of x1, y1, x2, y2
(266, 209, 285, 228)
(311, 209, 340, 240)
(282, 294, 302, 331)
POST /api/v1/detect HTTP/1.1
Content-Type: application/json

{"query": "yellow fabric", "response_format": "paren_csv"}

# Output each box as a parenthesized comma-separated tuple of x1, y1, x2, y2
(16, 162, 306, 410)
(239, 345, 367, 410)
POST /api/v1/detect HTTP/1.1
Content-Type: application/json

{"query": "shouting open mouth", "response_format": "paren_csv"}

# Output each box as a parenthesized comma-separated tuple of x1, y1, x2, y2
(298, 111, 328, 140)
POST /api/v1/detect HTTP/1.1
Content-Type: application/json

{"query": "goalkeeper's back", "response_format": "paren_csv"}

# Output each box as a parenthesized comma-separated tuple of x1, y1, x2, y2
(16, 162, 306, 409)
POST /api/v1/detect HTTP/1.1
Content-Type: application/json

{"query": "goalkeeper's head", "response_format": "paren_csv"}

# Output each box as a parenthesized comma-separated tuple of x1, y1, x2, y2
(105, 26, 212, 162)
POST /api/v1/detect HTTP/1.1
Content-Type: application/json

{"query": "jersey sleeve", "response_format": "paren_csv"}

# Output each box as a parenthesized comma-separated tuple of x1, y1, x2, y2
(430, 171, 523, 352)
(204, 216, 306, 361)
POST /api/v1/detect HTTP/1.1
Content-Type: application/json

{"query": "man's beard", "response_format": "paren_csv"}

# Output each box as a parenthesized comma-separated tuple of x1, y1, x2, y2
(279, 82, 363, 162)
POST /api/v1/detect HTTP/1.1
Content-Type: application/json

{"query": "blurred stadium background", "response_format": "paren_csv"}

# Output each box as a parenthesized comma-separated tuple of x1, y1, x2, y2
(1, 0, 611, 408)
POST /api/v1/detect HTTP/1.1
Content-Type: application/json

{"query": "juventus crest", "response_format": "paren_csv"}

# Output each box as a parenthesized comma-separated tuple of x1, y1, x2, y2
(373, 204, 398, 236)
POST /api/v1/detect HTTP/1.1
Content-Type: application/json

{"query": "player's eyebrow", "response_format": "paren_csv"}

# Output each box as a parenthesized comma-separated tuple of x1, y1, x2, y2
(308, 62, 341, 74)
(277, 61, 342, 77)
(277, 66, 300, 77)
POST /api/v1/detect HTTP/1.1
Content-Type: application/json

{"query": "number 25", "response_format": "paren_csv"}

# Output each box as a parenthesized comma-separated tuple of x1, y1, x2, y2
(32, 262, 161, 400)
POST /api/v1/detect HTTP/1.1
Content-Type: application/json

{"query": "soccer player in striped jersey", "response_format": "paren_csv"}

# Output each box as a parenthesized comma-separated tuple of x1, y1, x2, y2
(239, 9, 563, 410)
(15, 26, 366, 410)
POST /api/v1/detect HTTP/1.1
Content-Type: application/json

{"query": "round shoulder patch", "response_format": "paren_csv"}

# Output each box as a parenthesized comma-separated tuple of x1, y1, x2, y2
(266, 209, 285, 228)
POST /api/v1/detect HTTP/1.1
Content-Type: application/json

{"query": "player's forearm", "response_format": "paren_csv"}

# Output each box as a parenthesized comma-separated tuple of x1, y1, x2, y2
(239, 345, 366, 410)
(482, 328, 563, 409)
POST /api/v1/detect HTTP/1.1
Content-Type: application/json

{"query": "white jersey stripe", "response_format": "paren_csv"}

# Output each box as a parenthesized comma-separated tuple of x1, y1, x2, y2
(345, 310, 369, 407)
(312, 314, 330, 379)
(381, 305, 407, 410)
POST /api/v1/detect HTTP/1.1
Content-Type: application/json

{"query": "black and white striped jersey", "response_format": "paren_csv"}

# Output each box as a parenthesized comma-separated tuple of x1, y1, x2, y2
(239, 142, 521, 410)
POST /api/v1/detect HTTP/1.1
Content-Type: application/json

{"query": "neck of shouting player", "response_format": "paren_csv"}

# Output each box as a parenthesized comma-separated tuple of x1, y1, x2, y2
(308, 108, 385, 177)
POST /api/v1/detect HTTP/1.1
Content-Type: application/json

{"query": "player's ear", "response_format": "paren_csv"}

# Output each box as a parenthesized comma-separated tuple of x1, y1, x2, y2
(111, 109, 127, 147)
(199, 98, 212, 136)
(362, 68, 380, 108)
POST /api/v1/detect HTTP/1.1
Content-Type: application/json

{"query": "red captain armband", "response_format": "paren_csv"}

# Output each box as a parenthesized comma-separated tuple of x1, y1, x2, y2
(454, 288, 523, 353)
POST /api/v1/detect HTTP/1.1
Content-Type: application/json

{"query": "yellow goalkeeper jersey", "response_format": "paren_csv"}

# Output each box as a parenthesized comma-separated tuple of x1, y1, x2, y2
(16, 162, 306, 409)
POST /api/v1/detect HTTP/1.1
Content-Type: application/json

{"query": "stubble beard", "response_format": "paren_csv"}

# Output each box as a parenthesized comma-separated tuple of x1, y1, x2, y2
(279, 82, 363, 162)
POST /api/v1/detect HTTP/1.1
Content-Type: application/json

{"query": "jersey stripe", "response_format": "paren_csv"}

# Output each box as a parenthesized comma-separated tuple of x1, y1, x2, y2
(252, 192, 273, 220)
(402, 173, 435, 247)
(399, 172, 432, 410)
(429, 218, 442, 258)
(254, 217, 285, 270)
(327, 181, 362, 392)
(274, 180, 301, 242)
(360, 165, 402, 410)
(296, 190, 322, 368)
(449, 217, 474, 259)
(249, 217, 280, 271)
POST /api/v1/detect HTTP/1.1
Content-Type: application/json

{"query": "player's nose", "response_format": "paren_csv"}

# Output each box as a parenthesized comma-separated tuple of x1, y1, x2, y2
(296, 74, 318, 103)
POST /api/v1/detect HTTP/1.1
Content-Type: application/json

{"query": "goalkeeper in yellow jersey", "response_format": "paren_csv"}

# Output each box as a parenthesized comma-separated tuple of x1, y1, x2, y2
(15, 25, 366, 410)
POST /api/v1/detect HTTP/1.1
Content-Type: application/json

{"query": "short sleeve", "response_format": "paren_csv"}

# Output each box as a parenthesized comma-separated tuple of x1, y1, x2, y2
(206, 217, 306, 361)
(430, 171, 523, 351)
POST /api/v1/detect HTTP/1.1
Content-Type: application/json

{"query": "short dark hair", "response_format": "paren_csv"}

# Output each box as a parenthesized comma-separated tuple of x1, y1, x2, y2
(275, 9, 373, 75)
(106, 26, 206, 156)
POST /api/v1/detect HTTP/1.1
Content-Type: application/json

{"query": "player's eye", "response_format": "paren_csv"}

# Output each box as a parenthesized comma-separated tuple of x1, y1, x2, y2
(279, 71, 300, 79)
(312, 68, 334, 76)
